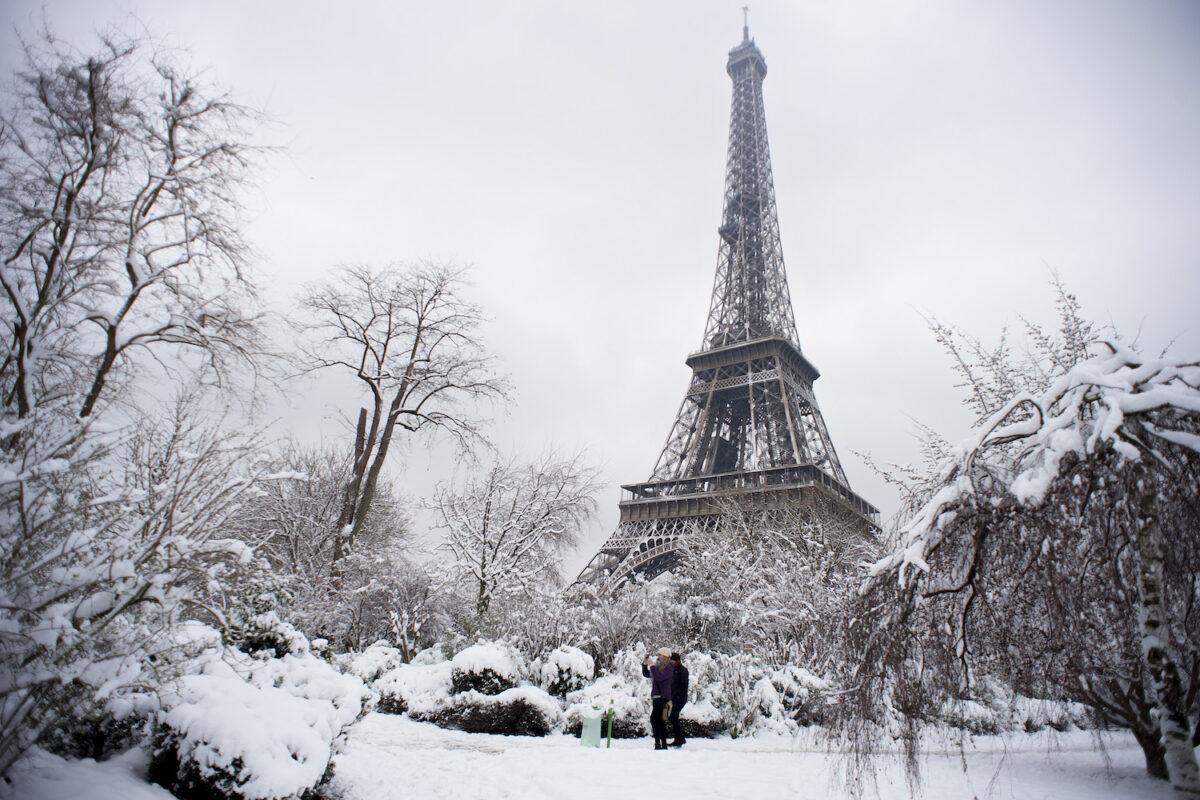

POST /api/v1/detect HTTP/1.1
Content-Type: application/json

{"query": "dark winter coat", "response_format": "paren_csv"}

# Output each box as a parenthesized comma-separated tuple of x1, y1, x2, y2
(671, 665, 689, 707)
(642, 661, 674, 698)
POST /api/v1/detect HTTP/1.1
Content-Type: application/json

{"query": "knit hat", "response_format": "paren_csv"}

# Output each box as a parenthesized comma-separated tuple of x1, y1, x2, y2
(656, 647, 671, 658)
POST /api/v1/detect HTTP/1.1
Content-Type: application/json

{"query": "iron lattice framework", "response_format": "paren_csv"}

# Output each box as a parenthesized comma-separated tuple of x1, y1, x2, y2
(579, 26, 878, 586)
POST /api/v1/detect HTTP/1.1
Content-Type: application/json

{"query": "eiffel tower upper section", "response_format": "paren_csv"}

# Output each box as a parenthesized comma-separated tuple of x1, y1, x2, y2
(579, 23, 878, 585)
(703, 25, 799, 354)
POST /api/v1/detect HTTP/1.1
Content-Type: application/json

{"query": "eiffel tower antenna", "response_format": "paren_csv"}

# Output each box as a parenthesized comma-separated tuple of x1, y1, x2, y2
(578, 26, 878, 586)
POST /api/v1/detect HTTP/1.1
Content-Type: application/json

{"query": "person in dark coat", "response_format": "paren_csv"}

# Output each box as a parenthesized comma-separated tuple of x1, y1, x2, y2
(668, 652, 689, 747)
(641, 647, 674, 750)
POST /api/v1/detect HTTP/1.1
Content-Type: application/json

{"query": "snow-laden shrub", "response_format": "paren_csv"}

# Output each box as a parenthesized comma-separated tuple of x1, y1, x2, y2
(748, 677, 794, 736)
(310, 638, 333, 662)
(341, 640, 404, 685)
(432, 686, 563, 736)
(537, 646, 595, 697)
(935, 693, 1092, 735)
(564, 674, 649, 738)
(228, 611, 309, 659)
(149, 646, 370, 800)
(667, 652, 768, 738)
(38, 621, 220, 762)
(411, 643, 449, 665)
(375, 661, 454, 717)
(939, 699, 1004, 735)
(450, 641, 525, 696)
(767, 665, 828, 726)
(610, 643, 651, 684)
(678, 695, 725, 739)
(35, 683, 146, 761)
(1014, 697, 1091, 732)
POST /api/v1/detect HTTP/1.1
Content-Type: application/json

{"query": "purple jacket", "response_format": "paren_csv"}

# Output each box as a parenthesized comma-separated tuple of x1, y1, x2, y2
(642, 660, 674, 698)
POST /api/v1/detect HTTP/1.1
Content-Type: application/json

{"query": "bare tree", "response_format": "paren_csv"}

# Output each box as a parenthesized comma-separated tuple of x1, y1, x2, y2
(296, 264, 509, 576)
(216, 441, 416, 649)
(0, 28, 272, 776)
(0, 30, 263, 424)
(432, 453, 601, 615)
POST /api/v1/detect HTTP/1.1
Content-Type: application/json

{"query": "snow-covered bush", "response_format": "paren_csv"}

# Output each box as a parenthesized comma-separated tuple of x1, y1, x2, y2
(1013, 697, 1091, 733)
(149, 645, 370, 800)
(678, 696, 725, 739)
(689, 653, 759, 736)
(936, 694, 1092, 735)
(938, 699, 1004, 736)
(767, 665, 828, 726)
(229, 612, 310, 659)
(537, 646, 595, 697)
(375, 661, 454, 717)
(341, 640, 405, 686)
(563, 674, 649, 738)
(411, 643, 449, 665)
(432, 686, 563, 736)
(450, 642, 525, 696)
(35, 684, 146, 761)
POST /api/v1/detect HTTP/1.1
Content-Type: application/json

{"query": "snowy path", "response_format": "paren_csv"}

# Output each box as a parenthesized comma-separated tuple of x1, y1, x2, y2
(330, 713, 1166, 800)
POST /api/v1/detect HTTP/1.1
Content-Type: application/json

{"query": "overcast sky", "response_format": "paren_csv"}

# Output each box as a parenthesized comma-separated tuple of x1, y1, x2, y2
(6, 0, 1199, 575)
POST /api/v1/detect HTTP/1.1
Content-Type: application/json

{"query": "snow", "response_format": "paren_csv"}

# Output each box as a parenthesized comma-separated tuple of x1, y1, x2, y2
(376, 660, 454, 716)
(873, 344, 1200, 585)
(448, 686, 563, 726)
(326, 712, 1163, 800)
(3, 747, 173, 800)
(451, 642, 522, 680)
(342, 640, 404, 685)
(564, 673, 648, 730)
(154, 649, 369, 800)
(538, 645, 595, 694)
(3, 712, 1169, 800)
(539, 646, 594, 684)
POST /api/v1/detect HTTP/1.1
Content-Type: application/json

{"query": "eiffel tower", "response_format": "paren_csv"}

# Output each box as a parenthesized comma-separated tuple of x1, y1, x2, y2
(579, 20, 879, 586)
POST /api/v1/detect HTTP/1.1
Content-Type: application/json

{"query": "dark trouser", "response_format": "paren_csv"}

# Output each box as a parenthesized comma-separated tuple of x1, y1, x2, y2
(650, 696, 669, 743)
(669, 700, 686, 742)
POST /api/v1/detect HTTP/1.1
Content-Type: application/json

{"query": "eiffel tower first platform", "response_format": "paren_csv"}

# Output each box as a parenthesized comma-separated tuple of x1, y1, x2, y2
(578, 22, 879, 586)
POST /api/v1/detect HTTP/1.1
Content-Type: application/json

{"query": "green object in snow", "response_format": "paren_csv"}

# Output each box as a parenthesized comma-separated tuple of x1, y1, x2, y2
(606, 702, 614, 749)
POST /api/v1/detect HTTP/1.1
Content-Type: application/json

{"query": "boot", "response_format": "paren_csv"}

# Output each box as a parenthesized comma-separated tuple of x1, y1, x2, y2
(669, 738, 685, 747)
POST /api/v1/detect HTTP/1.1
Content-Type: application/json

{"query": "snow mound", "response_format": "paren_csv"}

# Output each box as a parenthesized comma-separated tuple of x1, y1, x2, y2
(150, 649, 370, 800)
(450, 641, 524, 695)
(342, 640, 404, 685)
(411, 644, 448, 665)
(433, 686, 563, 736)
(537, 646, 595, 697)
(375, 661, 454, 717)
(7, 747, 174, 800)
(230, 611, 309, 659)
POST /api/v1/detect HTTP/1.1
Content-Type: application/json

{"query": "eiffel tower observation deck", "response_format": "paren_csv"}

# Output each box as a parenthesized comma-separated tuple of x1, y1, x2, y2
(579, 20, 879, 586)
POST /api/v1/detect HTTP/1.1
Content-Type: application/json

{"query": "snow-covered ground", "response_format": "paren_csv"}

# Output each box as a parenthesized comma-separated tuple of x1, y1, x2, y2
(330, 713, 1164, 800)
(4, 713, 1167, 800)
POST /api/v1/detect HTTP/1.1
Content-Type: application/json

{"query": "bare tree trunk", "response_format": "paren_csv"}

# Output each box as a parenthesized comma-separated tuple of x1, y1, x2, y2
(1132, 724, 1171, 781)
(1133, 467, 1200, 798)
(332, 408, 369, 578)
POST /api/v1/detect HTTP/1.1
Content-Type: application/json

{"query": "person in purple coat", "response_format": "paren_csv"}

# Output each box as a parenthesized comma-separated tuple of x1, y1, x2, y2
(641, 647, 675, 750)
